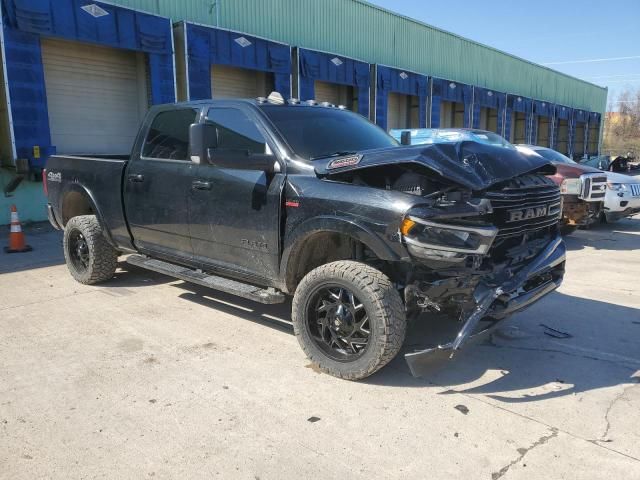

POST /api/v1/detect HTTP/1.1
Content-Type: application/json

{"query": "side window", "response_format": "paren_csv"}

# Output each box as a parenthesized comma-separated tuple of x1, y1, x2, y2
(206, 108, 267, 155)
(142, 109, 199, 160)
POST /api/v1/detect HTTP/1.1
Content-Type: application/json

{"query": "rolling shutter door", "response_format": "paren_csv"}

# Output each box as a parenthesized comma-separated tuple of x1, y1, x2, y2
(211, 65, 274, 99)
(314, 81, 342, 105)
(387, 92, 404, 130)
(41, 38, 148, 155)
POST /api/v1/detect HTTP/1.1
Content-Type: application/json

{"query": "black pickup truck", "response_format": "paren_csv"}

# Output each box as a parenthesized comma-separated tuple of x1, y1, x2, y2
(45, 94, 566, 380)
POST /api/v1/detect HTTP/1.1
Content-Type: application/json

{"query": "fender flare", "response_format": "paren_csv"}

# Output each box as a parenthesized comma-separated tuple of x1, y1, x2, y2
(279, 215, 401, 292)
(59, 183, 117, 247)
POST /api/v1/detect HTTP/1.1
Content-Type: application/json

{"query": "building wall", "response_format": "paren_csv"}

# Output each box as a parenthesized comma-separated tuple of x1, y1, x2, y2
(110, 0, 607, 114)
(0, 170, 47, 223)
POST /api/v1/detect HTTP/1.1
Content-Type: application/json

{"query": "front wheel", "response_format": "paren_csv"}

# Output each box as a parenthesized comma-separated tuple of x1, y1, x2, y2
(63, 215, 118, 285)
(292, 261, 406, 380)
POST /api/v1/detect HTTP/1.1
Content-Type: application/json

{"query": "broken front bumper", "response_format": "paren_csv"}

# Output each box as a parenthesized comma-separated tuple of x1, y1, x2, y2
(405, 234, 566, 376)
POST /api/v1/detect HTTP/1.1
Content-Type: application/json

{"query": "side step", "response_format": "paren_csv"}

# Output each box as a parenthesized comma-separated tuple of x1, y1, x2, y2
(126, 255, 286, 305)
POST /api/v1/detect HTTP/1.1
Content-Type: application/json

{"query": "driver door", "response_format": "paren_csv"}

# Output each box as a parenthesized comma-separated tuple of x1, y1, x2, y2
(189, 106, 284, 283)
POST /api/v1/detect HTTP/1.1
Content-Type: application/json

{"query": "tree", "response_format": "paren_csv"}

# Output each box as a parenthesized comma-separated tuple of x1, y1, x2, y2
(603, 87, 640, 157)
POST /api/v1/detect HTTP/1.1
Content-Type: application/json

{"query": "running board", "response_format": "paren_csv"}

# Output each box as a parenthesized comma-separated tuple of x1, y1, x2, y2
(126, 255, 286, 304)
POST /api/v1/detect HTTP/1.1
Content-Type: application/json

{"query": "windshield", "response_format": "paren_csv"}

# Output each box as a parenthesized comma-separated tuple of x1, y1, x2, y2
(389, 128, 515, 149)
(260, 106, 398, 159)
(533, 148, 576, 164)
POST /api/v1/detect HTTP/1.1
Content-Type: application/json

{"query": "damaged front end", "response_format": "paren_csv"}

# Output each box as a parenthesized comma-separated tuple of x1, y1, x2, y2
(316, 140, 566, 374)
(399, 174, 565, 375)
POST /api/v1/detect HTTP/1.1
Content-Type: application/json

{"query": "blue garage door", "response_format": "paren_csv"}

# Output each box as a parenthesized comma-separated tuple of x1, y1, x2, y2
(504, 95, 532, 145)
(1, 0, 175, 168)
(472, 87, 506, 134)
(587, 112, 601, 156)
(376, 65, 427, 131)
(553, 104, 573, 155)
(298, 48, 370, 117)
(572, 109, 589, 160)
(430, 78, 472, 129)
(185, 23, 291, 101)
(531, 100, 554, 148)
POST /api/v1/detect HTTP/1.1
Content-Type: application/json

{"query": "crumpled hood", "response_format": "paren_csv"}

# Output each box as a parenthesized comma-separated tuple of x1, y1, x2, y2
(315, 141, 556, 191)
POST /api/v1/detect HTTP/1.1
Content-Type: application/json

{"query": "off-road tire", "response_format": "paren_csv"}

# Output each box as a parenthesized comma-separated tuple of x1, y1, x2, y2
(292, 261, 406, 380)
(63, 215, 118, 284)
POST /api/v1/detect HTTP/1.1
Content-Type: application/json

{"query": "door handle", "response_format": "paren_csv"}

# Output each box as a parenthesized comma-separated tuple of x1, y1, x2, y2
(192, 180, 212, 191)
(128, 174, 145, 183)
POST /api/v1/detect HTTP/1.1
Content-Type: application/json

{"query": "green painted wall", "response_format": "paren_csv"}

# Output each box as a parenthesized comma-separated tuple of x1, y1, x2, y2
(111, 0, 607, 113)
(0, 170, 48, 224)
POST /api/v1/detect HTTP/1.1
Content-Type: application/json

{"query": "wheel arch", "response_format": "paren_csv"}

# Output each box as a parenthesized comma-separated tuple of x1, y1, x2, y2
(59, 184, 116, 246)
(280, 216, 400, 294)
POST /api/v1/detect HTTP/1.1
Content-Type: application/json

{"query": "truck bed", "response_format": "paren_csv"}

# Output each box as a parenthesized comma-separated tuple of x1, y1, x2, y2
(46, 154, 132, 249)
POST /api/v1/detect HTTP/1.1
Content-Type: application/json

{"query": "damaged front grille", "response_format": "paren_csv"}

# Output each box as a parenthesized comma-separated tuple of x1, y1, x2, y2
(484, 174, 561, 238)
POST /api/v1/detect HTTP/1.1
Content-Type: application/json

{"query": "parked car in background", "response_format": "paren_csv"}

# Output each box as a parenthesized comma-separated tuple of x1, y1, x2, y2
(581, 154, 639, 173)
(601, 172, 640, 222)
(515, 145, 607, 233)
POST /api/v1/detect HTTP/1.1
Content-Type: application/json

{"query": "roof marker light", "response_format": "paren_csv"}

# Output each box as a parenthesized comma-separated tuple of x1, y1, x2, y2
(267, 91, 285, 105)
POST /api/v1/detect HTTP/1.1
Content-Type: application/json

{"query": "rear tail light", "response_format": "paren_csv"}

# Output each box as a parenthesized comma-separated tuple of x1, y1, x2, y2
(42, 168, 48, 196)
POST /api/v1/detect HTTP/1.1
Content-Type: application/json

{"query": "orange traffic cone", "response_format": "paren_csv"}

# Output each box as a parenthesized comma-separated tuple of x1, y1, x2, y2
(4, 205, 32, 253)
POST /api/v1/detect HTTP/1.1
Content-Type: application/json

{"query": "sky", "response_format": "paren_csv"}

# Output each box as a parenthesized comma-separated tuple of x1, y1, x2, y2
(367, 0, 640, 110)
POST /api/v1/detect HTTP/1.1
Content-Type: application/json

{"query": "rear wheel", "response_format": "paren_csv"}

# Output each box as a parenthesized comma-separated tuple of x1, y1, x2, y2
(292, 261, 406, 380)
(63, 215, 118, 284)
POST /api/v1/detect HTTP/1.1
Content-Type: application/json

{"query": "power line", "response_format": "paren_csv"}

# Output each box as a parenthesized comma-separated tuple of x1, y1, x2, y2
(599, 79, 640, 84)
(543, 55, 640, 66)
(589, 73, 640, 79)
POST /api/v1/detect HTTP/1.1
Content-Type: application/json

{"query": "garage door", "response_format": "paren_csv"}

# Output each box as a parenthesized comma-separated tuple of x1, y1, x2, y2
(41, 38, 148, 155)
(313, 81, 356, 110)
(211, 65, 274, 99)
(387, 93, 419, 130)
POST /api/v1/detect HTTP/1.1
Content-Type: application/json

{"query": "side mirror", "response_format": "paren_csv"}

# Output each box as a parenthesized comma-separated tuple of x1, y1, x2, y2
(400, 130, 412, 146)
(189, 123, 218, 164)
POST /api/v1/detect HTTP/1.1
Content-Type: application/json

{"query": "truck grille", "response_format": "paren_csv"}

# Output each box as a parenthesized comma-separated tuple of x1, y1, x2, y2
(580, 174, 607, 200)
(484, 175, 561, 238)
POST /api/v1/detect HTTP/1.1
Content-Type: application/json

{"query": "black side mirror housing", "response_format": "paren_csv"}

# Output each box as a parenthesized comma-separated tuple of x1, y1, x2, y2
(189, 123, 218, 164)
(400, 130, 412, 146)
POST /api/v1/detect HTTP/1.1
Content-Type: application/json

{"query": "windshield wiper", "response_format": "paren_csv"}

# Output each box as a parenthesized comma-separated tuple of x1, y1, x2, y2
(310, 151, 357, 161)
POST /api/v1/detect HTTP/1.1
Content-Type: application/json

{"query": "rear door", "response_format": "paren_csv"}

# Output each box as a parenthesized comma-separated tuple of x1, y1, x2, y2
(189, 105, 284, 282)
(124, 107, 201, 264)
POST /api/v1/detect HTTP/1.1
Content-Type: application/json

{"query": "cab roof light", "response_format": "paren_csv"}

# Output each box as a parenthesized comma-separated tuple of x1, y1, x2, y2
(267, 91, 285, 105)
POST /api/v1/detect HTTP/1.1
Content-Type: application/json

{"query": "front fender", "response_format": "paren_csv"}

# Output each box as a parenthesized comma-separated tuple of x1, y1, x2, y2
(279, 215, 405, 292)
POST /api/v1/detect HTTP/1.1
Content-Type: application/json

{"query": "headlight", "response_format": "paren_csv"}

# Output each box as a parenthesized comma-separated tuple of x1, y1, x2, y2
(606, 182, 627, 191)
(560, 178, 582, 195)
(401, 217, 498, 257)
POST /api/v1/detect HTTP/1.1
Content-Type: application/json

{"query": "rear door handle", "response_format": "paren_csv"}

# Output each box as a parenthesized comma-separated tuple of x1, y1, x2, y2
(192, 180, 212, 191)
(128, 174, 145, 183)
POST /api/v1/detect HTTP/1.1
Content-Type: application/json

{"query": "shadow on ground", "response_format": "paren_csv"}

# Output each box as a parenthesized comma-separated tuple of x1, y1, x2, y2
(161, 271, 640, 404)
(564, 216, 640, 252)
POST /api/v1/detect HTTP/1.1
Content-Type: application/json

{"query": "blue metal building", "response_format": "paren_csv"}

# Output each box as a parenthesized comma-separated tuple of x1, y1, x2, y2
(0, 0, 175, 169)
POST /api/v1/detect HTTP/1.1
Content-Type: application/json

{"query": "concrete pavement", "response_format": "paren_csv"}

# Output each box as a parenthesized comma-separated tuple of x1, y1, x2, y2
(1, 219, 639, 479)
